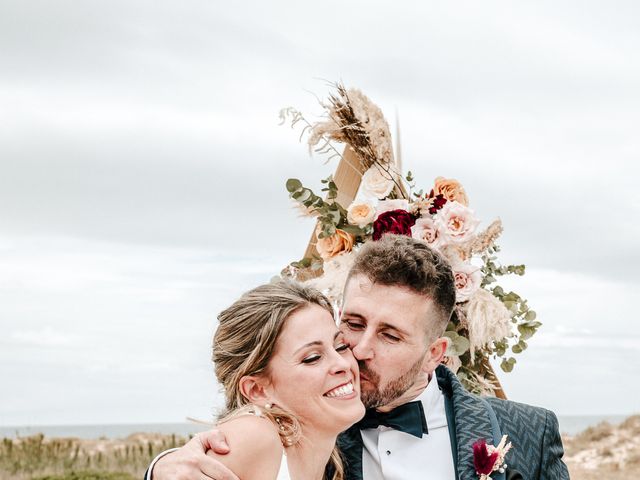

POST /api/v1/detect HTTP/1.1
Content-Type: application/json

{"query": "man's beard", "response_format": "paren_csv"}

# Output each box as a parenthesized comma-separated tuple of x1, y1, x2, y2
(358, 356, 424, 409)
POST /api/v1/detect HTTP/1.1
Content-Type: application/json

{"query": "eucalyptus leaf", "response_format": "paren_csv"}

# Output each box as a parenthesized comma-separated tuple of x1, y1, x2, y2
(443, 331, 470, 356)
(286, 178, 302, 192)
(298, 189, 312, 202)
(518, 325, 535, 340)
(500, 357, 516, 373)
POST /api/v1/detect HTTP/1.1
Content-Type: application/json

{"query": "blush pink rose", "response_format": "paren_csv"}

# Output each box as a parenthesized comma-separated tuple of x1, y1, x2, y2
(411, 217, 443, 249)
(452, 261, 482, 302)
(434, 201, 480, 244)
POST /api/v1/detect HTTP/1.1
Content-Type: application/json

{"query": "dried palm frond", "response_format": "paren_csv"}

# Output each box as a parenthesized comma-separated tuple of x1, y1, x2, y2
(466, 289, 513, 362)
(308, 83, 406, 198)
(454, 219, 504, 260)
(280, 107, 345, 163)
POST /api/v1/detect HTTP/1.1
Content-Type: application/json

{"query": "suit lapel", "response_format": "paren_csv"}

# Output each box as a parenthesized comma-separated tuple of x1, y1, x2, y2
(337, 425, 364, 480)
(436, 365, 496, 480)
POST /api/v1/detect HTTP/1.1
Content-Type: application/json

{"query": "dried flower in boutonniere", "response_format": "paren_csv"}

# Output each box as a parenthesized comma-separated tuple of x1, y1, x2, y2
(279, 82, 542, 397)
(473, 435, 513, 479)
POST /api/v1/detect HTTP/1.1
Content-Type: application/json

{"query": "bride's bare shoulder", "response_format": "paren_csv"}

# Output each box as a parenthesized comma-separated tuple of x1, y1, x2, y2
(207, 415, 283, 479)
(223, 414, 283, 449)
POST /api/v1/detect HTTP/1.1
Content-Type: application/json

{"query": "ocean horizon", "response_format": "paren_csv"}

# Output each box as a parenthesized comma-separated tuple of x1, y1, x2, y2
(0, 415, 633, 439)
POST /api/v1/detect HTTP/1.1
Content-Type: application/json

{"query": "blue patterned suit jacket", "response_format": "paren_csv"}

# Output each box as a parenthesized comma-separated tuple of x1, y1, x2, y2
(337, 365, 569, 480)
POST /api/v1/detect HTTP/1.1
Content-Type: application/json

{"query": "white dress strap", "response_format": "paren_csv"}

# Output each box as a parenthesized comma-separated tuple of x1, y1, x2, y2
(242, 408, 291, 480)
(276, 451, 291, 480)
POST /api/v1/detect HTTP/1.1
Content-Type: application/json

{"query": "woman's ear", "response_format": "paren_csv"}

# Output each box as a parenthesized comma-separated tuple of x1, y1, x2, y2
(421, 337, 448, 374)
(239, 375, 272, 405)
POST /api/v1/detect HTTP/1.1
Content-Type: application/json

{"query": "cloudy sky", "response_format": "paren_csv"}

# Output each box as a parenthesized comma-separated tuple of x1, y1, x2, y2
(1, 0, 638, 427)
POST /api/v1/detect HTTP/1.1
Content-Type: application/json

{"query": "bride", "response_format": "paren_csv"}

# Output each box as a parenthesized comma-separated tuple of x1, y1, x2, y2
(204, 280, 364, 480)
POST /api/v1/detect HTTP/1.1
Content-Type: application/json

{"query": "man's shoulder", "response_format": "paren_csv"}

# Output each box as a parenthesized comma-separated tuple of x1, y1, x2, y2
(436, 365, 559, 433)
(485, 396, 557, 431)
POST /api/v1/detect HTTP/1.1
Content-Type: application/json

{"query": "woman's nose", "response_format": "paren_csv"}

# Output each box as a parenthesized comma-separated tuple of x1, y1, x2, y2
(329, 350, 351, 374)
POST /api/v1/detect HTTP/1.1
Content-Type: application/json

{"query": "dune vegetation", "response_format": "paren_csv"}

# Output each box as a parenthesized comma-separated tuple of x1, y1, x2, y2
(2, 416, 639, 479)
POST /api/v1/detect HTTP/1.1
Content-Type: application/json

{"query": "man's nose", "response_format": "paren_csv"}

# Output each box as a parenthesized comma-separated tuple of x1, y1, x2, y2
(351, 331, 374, 360)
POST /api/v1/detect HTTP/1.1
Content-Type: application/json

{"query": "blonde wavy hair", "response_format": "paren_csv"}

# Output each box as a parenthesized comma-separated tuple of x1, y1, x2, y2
(213, 279, 345, 480)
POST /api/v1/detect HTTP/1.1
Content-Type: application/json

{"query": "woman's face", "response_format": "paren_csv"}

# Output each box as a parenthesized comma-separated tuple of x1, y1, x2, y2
(265, 303, 365, 435)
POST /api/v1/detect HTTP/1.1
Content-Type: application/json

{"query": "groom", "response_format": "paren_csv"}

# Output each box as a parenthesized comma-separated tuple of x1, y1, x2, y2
(148, 235, 569, 479)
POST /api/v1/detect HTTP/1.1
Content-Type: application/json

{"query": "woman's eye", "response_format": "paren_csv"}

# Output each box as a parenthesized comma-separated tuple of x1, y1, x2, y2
(335, 343, 349, 352)
(302, 355, 321, 364)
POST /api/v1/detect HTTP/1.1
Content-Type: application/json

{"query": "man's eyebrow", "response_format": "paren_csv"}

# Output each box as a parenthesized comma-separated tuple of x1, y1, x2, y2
(341, 311, 366, 320)
(293, 331, 341, 355)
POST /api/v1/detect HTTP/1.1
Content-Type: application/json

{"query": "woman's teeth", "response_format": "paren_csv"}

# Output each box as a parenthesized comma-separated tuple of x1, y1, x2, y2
(325, 382, 354, 398)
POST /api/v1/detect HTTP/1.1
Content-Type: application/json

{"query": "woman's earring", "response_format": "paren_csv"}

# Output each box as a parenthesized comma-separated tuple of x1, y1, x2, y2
(265, 403, 272, 409)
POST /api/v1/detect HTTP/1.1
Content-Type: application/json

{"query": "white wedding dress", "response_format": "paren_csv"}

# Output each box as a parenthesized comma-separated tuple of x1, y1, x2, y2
(244, 410, 291, 480)
(276, 452, 291, 480)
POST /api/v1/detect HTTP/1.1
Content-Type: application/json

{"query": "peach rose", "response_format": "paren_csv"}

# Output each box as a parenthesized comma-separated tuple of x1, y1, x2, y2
(433, 177, 469, 206)
(316, 228, 356, 260)
(347, 200, 376, 228)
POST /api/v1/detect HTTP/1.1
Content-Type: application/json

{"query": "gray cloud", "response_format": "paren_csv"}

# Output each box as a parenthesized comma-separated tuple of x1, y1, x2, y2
(1, 0, 639, 424)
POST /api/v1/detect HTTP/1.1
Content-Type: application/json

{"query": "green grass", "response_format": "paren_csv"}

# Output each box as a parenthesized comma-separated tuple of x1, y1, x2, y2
(0, 433, 188, 480)
(32, 472, 136, 480)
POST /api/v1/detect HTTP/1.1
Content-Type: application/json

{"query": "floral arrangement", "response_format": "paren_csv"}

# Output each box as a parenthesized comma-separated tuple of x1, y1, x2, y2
(279, 83, 541, 396)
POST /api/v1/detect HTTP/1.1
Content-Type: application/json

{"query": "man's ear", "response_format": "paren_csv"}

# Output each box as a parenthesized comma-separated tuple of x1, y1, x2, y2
(238, 375, 272, 405)
(421, 337, 449, 374)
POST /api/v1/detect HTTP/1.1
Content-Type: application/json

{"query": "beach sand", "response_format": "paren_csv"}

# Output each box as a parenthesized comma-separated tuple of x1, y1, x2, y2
(563, 415, 640, 479)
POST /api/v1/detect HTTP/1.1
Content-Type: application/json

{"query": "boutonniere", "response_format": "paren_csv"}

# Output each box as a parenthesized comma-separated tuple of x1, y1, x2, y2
(472, 435, 513, 479)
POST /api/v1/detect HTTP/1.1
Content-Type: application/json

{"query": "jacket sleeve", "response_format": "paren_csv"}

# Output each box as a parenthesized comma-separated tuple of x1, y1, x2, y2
(539, 409, 570, 480)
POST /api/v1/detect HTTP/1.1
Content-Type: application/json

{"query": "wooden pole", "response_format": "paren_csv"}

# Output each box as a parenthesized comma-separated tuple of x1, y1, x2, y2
(303, 146, 366, 260)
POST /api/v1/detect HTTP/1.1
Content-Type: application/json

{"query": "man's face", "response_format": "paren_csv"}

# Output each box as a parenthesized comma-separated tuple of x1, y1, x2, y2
(339, 274, 444, 409)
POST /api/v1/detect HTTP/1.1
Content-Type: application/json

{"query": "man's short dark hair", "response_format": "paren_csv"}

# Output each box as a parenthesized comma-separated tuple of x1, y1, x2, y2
(347, 234, 456, 338)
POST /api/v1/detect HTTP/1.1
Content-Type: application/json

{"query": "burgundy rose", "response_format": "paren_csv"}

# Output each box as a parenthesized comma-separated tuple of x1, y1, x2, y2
(428, 194, 448, 215)
(372, 209, 416, 241)
(473, 439, 499, 476)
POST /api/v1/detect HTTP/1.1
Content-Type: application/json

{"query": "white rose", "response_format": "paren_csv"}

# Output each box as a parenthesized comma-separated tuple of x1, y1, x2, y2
(411, 217, 443, 249)
(434, 201, 480, 244)
(376, 199, 410, 217)
(361, 166, 395, 199)
(452, 261, 482, 302)
(347, 200, 376, 228)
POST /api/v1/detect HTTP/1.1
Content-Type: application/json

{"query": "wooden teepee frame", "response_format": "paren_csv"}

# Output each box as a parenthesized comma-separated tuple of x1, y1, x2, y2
(303, 146, 366, 260)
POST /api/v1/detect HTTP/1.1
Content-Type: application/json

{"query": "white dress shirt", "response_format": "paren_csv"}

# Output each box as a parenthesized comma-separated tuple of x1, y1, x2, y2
(360, 377, 456, 480)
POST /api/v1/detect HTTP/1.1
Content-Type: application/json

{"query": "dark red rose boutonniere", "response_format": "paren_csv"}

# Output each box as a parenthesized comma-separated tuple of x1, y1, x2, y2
(372, 209, 416, 241)
(473, 435, 513, 479)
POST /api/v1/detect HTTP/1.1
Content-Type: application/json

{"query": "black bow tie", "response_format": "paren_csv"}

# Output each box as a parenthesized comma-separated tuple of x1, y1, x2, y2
(355, 401, 428, 438)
